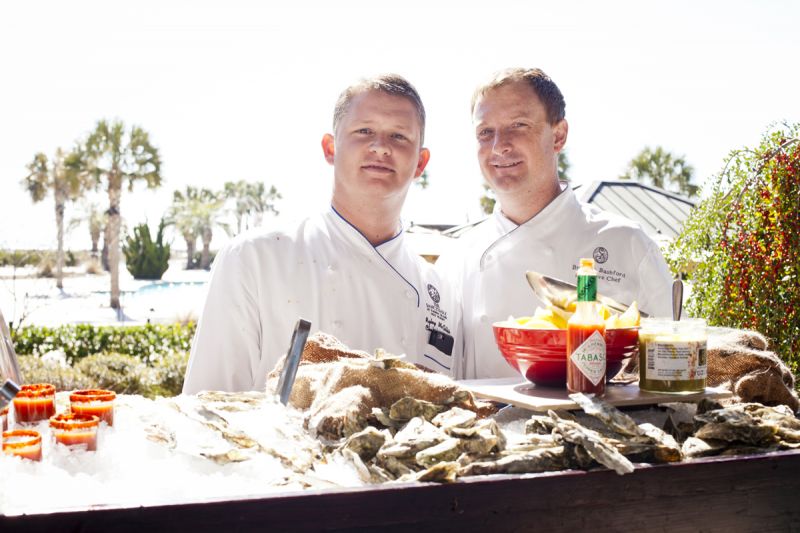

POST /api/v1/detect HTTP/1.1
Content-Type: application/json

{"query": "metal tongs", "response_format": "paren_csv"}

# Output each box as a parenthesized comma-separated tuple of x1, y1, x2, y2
(275, 318, 311, 406)
(0, 306, 22, 410)
(525, 271, 649, 317)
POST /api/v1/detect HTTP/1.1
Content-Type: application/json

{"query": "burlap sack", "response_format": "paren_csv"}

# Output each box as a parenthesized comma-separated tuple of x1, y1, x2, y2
(265, 332, 495, 439)
(707, 327, 799, 412)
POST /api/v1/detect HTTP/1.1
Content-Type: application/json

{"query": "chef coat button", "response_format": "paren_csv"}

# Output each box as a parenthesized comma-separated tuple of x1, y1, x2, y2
(400, 337, 407, 345)
(480, 315, 489, 324)
(328, 264, 337, 272)
(485, 254, 493, 262)
(543, 247, 553, 256)
(405, 290, 414, 300)
(332, 320, 342, 329)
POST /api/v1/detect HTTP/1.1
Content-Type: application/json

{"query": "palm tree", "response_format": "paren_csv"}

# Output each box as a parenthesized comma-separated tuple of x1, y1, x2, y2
(415, 170, 430, 189)
(166, 187, 203, 269)
(87, 204, 106, 256)
(223, 180, 280, 235)
(558, 151, 571, 182)
(620, 146, 699, 197)
(195, 189, 230, 270)
(166, 186, 230, 270)
(22, 148, 92, 289)
(78, 120, 162, 309)
(69, 201, 107, 256)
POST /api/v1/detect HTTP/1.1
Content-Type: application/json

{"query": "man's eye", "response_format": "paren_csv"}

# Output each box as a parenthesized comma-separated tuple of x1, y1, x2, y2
(355, 128, 372, 134)
(477, 129, 493, 139)
(512, 122, 527, 128)
(391, 133, 408, 141)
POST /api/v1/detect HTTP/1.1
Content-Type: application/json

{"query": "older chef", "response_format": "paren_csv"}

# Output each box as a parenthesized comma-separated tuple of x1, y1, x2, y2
(183, 74, 459, 394)
(436, 67, 672, 380)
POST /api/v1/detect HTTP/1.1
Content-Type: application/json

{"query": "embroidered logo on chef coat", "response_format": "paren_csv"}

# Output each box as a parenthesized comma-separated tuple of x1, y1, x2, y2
(424, 283, 453, 356)
(427, 283, 441, 304)
(573, 252, 627, 284)
(593, 247, 609, 264)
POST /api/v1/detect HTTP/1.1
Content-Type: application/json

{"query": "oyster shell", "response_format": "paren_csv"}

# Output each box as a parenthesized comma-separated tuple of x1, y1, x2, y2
(459, 447, 566, 476)
(549, 410, 635, 475)
(454, 419, 506, 455)
(341, 426, 387, 462)
(416, 438, 462, 467)
(525, 414, 557, 435)
(432, 406, 477, 429)
(569, 392, 642, 437)
(378, 454, 415, 478)
(415, 461, 459, 483)
(694, 406, 777, 446)
(389, 396, 446, 422)
(377, 417, 447, 459)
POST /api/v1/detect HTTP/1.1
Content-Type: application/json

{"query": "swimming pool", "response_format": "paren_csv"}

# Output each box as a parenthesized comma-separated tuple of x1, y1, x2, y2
(117, 281, 209, 323)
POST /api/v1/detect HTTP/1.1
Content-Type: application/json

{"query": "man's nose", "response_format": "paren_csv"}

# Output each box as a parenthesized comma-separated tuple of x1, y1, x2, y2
(369, 134, 391, 156)
(491, 132, 512, 155)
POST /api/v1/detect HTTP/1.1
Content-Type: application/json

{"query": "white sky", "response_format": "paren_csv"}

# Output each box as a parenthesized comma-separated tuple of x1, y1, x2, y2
(1, 0, 798, 250)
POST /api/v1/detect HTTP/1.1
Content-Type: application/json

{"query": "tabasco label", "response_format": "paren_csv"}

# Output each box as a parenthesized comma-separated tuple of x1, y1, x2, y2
(569, 330, 606, 386)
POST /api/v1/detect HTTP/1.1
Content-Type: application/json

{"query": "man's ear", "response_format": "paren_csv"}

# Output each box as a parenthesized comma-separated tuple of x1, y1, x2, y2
(321, 134, 335, 165)
(553, 119, 568, 152)
(414, 148, 431, 178)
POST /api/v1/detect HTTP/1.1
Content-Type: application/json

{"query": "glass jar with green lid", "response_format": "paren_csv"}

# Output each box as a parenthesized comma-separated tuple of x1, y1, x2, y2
(638, 318, 707, 393)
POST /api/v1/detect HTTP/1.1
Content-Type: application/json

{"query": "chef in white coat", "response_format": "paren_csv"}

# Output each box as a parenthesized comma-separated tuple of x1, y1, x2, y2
(436, 68, 672, 380)
(183, 75, 460, 394)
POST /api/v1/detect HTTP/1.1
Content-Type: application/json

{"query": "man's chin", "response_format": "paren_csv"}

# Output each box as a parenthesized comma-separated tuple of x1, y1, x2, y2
(487, 175, 526, 192)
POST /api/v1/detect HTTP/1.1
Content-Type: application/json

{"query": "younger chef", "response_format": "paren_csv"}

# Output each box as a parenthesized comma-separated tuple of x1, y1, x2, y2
(183, 74, 460, 394)
(436, 67, 672, 380)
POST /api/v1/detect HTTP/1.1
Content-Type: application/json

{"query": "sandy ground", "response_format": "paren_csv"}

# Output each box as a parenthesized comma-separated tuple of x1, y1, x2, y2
(0, 259, 210, 327)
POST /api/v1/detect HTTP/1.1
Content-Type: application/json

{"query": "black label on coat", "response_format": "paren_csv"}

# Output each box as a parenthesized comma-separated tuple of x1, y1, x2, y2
(428, 330, 454, 356)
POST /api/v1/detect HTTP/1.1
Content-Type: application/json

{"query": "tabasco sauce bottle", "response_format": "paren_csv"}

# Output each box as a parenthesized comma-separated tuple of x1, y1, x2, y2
(566, 258, 607, 395)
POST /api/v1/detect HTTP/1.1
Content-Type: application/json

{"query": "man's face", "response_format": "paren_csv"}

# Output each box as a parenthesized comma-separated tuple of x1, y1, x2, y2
(473, 81, 567, 196)
(323, 90, 429, 202)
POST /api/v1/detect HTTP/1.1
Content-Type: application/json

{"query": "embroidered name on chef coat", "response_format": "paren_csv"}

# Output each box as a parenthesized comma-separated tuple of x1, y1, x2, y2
(423, 283, 454, 361)
(570, 247, 628, 284)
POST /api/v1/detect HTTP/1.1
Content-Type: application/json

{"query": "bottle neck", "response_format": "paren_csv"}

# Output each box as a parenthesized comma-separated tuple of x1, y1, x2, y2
(576, 274, 597, 302)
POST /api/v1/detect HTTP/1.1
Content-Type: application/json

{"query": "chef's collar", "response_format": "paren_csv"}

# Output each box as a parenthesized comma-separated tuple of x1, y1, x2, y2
(326, 205, 419, 306)
(328, 205, 405, 251)
(493, 180, 571, 231)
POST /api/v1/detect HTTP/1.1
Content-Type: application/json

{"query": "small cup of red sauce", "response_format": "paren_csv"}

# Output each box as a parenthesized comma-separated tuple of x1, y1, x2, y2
(13, 383, 56, 424)
(70, 389, 117, 426)
(49, 413, 100, 452)
(2, 429, 43, 461)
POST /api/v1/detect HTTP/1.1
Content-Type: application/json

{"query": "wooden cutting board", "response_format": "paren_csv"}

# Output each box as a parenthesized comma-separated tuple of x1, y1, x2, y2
(462, 377, 733, 412)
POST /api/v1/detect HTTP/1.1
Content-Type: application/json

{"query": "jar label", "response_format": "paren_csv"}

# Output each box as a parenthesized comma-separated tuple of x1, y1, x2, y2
(570, 330, 606, 385)
(645, 340, 707, 381)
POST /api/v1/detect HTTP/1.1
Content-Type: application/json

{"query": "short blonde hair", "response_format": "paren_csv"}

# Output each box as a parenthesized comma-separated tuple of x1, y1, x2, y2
(472, 68, 566, 125)
(333, 74, 426, 145)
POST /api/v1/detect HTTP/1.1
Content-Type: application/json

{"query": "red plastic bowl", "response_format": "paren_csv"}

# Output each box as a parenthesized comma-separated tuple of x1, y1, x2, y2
(492, 324, 639, 387)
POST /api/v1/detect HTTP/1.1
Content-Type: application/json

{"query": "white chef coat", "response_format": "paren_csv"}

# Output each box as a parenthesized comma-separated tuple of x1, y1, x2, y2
(183, 207, 461, 394)
(436, 185, 673, 380)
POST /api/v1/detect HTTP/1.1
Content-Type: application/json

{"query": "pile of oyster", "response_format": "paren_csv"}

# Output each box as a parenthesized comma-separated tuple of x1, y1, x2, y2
(331, 393, 800, 482)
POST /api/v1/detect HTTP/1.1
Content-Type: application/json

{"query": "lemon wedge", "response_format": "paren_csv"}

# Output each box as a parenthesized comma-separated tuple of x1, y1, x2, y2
(617, 301, 641, 328)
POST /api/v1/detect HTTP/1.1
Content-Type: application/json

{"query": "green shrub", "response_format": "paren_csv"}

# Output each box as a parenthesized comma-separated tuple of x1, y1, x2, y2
(16, 353, 183, 398)
(12, 323, 196, 364)
(123, 219, 171, 280)
(192, 250, 217, 269)
(37, 251, 55, 277)
(17, 355, 93, 391)
(0, 249, 45, 268)
(149, 351, 190, 397)
(668, 123, 800, 372)
(75, 353, 154, 395)
(12, 323, 195, 398)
